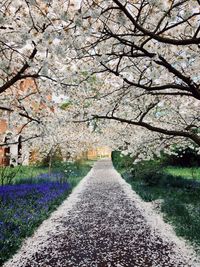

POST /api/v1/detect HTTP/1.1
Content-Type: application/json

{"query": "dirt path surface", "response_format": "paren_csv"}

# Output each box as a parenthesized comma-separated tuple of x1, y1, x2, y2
(3, 160, 199, 267)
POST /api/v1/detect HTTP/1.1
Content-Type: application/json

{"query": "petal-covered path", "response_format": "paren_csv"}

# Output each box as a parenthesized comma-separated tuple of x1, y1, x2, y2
(3, 160, 199, 267)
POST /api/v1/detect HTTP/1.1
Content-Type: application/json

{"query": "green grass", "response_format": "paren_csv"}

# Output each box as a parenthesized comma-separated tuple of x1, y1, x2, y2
(127, 178, 200, 253)
(64, 160, 94, 188)
(0, 165, 49, 185)
(165, 167, 200, 180)
(0, 160, 95, 185)
(15, 166, 49, 179)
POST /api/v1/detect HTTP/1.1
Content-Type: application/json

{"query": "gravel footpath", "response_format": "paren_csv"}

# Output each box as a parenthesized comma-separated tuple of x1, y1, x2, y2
(3, 159, 200, 267)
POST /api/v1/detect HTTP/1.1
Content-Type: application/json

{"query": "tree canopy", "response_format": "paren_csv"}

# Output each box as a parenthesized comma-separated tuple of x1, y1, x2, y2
(0, 0, 200, 160)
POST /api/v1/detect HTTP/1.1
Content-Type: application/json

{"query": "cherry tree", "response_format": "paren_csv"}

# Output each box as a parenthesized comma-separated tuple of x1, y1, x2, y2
(67, 0, 200, 159)
(0, 0, 80, 151)
(0, 0, 79, 124)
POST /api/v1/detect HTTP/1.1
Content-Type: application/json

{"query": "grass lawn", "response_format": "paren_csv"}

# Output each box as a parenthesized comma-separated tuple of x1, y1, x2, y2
(165, 166, 200, 180)
(15, 166, 48, 179)
(0, 160, 95, 185)
(0, 165, 49, 185)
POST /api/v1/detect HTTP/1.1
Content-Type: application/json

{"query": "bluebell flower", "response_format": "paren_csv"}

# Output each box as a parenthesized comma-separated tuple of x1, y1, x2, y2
(0, 179, 71, 265)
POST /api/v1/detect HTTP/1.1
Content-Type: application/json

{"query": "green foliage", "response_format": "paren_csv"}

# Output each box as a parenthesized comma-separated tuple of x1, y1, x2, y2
(131, 160, 162, 186)
(60, 101, 73, 110)
(40, 147, 63, 168)
(160, 146, 200, 167)
(0, 166, 18, 186)
(112, 151, 163, 186)
(112, 151, 134, 172)
(0, 165, 48, 185)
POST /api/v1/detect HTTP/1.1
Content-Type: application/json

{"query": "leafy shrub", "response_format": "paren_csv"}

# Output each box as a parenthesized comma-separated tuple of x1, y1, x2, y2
(121, 171, 133, 182)
(142, 171, 161, 186)
(130, 160, 162, 186)
(112, 151, 163, 186)
(112, 151, 133, 171)
(113, 150, 200, 188)
(161, 147, 200, 167)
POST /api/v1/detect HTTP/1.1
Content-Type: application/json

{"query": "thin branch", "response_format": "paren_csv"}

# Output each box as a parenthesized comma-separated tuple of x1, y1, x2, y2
(0, 135, 41, 147)
(0, 44, 37, 94)
(112, 0, 200, 45)
(18, 112, 41, 124)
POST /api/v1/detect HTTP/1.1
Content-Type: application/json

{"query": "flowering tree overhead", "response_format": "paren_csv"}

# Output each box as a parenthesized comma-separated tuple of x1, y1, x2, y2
(69, 0, 200, 155)
(0, 0, 79, 130)
(0, 0, 78, 92)
(0, 0, 200, 162)
(0, 0, 80, 149)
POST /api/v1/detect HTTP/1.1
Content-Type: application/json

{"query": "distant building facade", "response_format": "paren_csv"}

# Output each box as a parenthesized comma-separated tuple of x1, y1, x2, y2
(86, 146, 112, 160)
